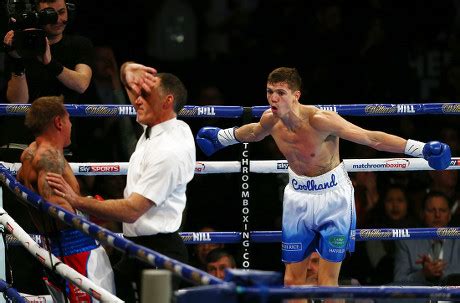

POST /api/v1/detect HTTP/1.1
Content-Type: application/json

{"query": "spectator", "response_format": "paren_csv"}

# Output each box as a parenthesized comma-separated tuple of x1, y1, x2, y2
(205, 248, 236, 279)
(394, 191, 460, 285)
(305, 251, 320, 285)
(351, 171, 380, 228)
(91, 45, 138, 161)
(411, 168, 460, 225)
(305, 251, 373, 303)
(190, 226, 224, 270)
(365, 185, 417, 285)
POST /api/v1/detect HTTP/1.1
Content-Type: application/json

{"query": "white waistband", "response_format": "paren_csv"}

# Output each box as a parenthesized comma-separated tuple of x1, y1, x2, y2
(288, 162, 349, 193)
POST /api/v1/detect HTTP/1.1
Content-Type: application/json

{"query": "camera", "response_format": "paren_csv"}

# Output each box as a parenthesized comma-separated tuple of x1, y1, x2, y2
(6, 0, 58, 58)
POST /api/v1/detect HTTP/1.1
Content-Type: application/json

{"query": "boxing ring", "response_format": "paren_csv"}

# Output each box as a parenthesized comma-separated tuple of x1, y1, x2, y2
(1, 102, 460, 302)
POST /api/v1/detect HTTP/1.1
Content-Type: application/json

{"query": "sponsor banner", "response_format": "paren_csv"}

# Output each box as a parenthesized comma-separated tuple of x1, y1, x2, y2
(317, 105, 338, 112)
(328, 235, 346, 248)
(442, 104, 460, 114)
(450, 159, 460, 166)
(282, 242, 302, 251)
(78, 165, 120, 173)
(195, 162, 206, 173)
(364, 104, 416, 115)
(359, 229, 411, 239)
(276, 162, 289, 170)
(179, 106, 216, 117)
(84, 106, 118, 116)
(437, 227, 460, 238)
(352, 159, 410, 170)
(5, 104, 30, 115)
(118, 106, 136, 115)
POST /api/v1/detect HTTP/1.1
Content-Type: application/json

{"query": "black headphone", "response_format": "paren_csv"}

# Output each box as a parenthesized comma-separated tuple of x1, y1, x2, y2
(65, 1, 76, 24)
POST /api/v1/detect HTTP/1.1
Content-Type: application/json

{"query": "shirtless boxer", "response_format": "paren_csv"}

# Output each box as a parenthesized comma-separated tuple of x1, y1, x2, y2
(17, 95, 114, 302)
(195, 67, 452, 291)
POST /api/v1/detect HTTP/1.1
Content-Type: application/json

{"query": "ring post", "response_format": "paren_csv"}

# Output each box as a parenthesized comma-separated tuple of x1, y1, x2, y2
(142, 270, 171, 303)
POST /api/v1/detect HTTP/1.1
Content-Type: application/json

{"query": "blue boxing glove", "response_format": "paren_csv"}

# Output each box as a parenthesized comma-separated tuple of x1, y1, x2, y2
(405, 139, 451, 170)
(196, 126, 240, 156)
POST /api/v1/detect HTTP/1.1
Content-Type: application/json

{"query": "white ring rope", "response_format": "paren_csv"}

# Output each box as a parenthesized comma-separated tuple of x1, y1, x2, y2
(1, 158, 459, 176)
(0, 207, 123, 303)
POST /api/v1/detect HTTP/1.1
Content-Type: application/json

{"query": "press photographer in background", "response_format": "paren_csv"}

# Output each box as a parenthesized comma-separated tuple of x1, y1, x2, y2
(3, 0, 93, 104)
(1, 0, 98, 158)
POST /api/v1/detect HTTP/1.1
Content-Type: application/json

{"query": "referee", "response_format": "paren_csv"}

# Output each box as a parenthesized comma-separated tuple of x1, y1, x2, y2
(46, 62, 196, 302)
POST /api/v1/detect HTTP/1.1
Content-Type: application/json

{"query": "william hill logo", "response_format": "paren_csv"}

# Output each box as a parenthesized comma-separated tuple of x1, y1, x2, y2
(178, 106, 216, 117)
(437, 227, 460, 237)
(317, 105, 338, 112)
(365, 105, 397, 115)
(192, 232, 211, 242)
(178, 107, 198, 117)
(6, 104, 30, 114)
(84, 106, 118, 116)
(442, 104, 460, 113)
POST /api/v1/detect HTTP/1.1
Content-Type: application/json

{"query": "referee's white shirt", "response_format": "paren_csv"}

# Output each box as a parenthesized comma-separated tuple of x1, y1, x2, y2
(123, 118, 196, 237)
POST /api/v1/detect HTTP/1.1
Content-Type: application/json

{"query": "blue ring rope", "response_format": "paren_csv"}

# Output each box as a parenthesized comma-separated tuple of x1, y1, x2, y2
(0, 164, 223, 286)
(1, 103, 460, 117)
(180, 228, 460, 243)
(237, 285, 460, 299)
(8, 228, 460, 246)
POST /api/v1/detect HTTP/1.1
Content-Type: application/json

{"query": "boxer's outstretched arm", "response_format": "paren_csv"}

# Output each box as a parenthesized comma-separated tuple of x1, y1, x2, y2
(196, 109, 274, 156)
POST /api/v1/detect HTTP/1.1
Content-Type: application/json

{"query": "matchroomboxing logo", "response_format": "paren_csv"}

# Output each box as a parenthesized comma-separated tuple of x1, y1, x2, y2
(436, 227, 460, 237)
(359, 229, 392, 239)
(5, 104, 30, 114)
(78, 165, 120, 173)
(84, 106, 118, 116)
(442, 104, 460, 113)
(352, 159, 410, 170)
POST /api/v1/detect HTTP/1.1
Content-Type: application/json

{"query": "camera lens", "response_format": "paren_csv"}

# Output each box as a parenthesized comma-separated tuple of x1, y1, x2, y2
(12, 29, 47, 58)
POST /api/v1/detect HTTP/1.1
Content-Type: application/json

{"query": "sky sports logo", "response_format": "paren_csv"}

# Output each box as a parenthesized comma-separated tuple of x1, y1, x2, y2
(78, 165, 120, 173)
(451, 159, 460, 166)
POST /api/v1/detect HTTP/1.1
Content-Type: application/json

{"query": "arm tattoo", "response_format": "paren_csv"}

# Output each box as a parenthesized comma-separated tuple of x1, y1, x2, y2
(22, 148, 35, 161)
(37, 149, 65, 198)
(37, 149, 65, 174)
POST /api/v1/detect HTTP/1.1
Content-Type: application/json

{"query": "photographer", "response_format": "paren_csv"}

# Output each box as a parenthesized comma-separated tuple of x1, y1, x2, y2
(1, 0, 97, 156)
(3, 0, 93, 104)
